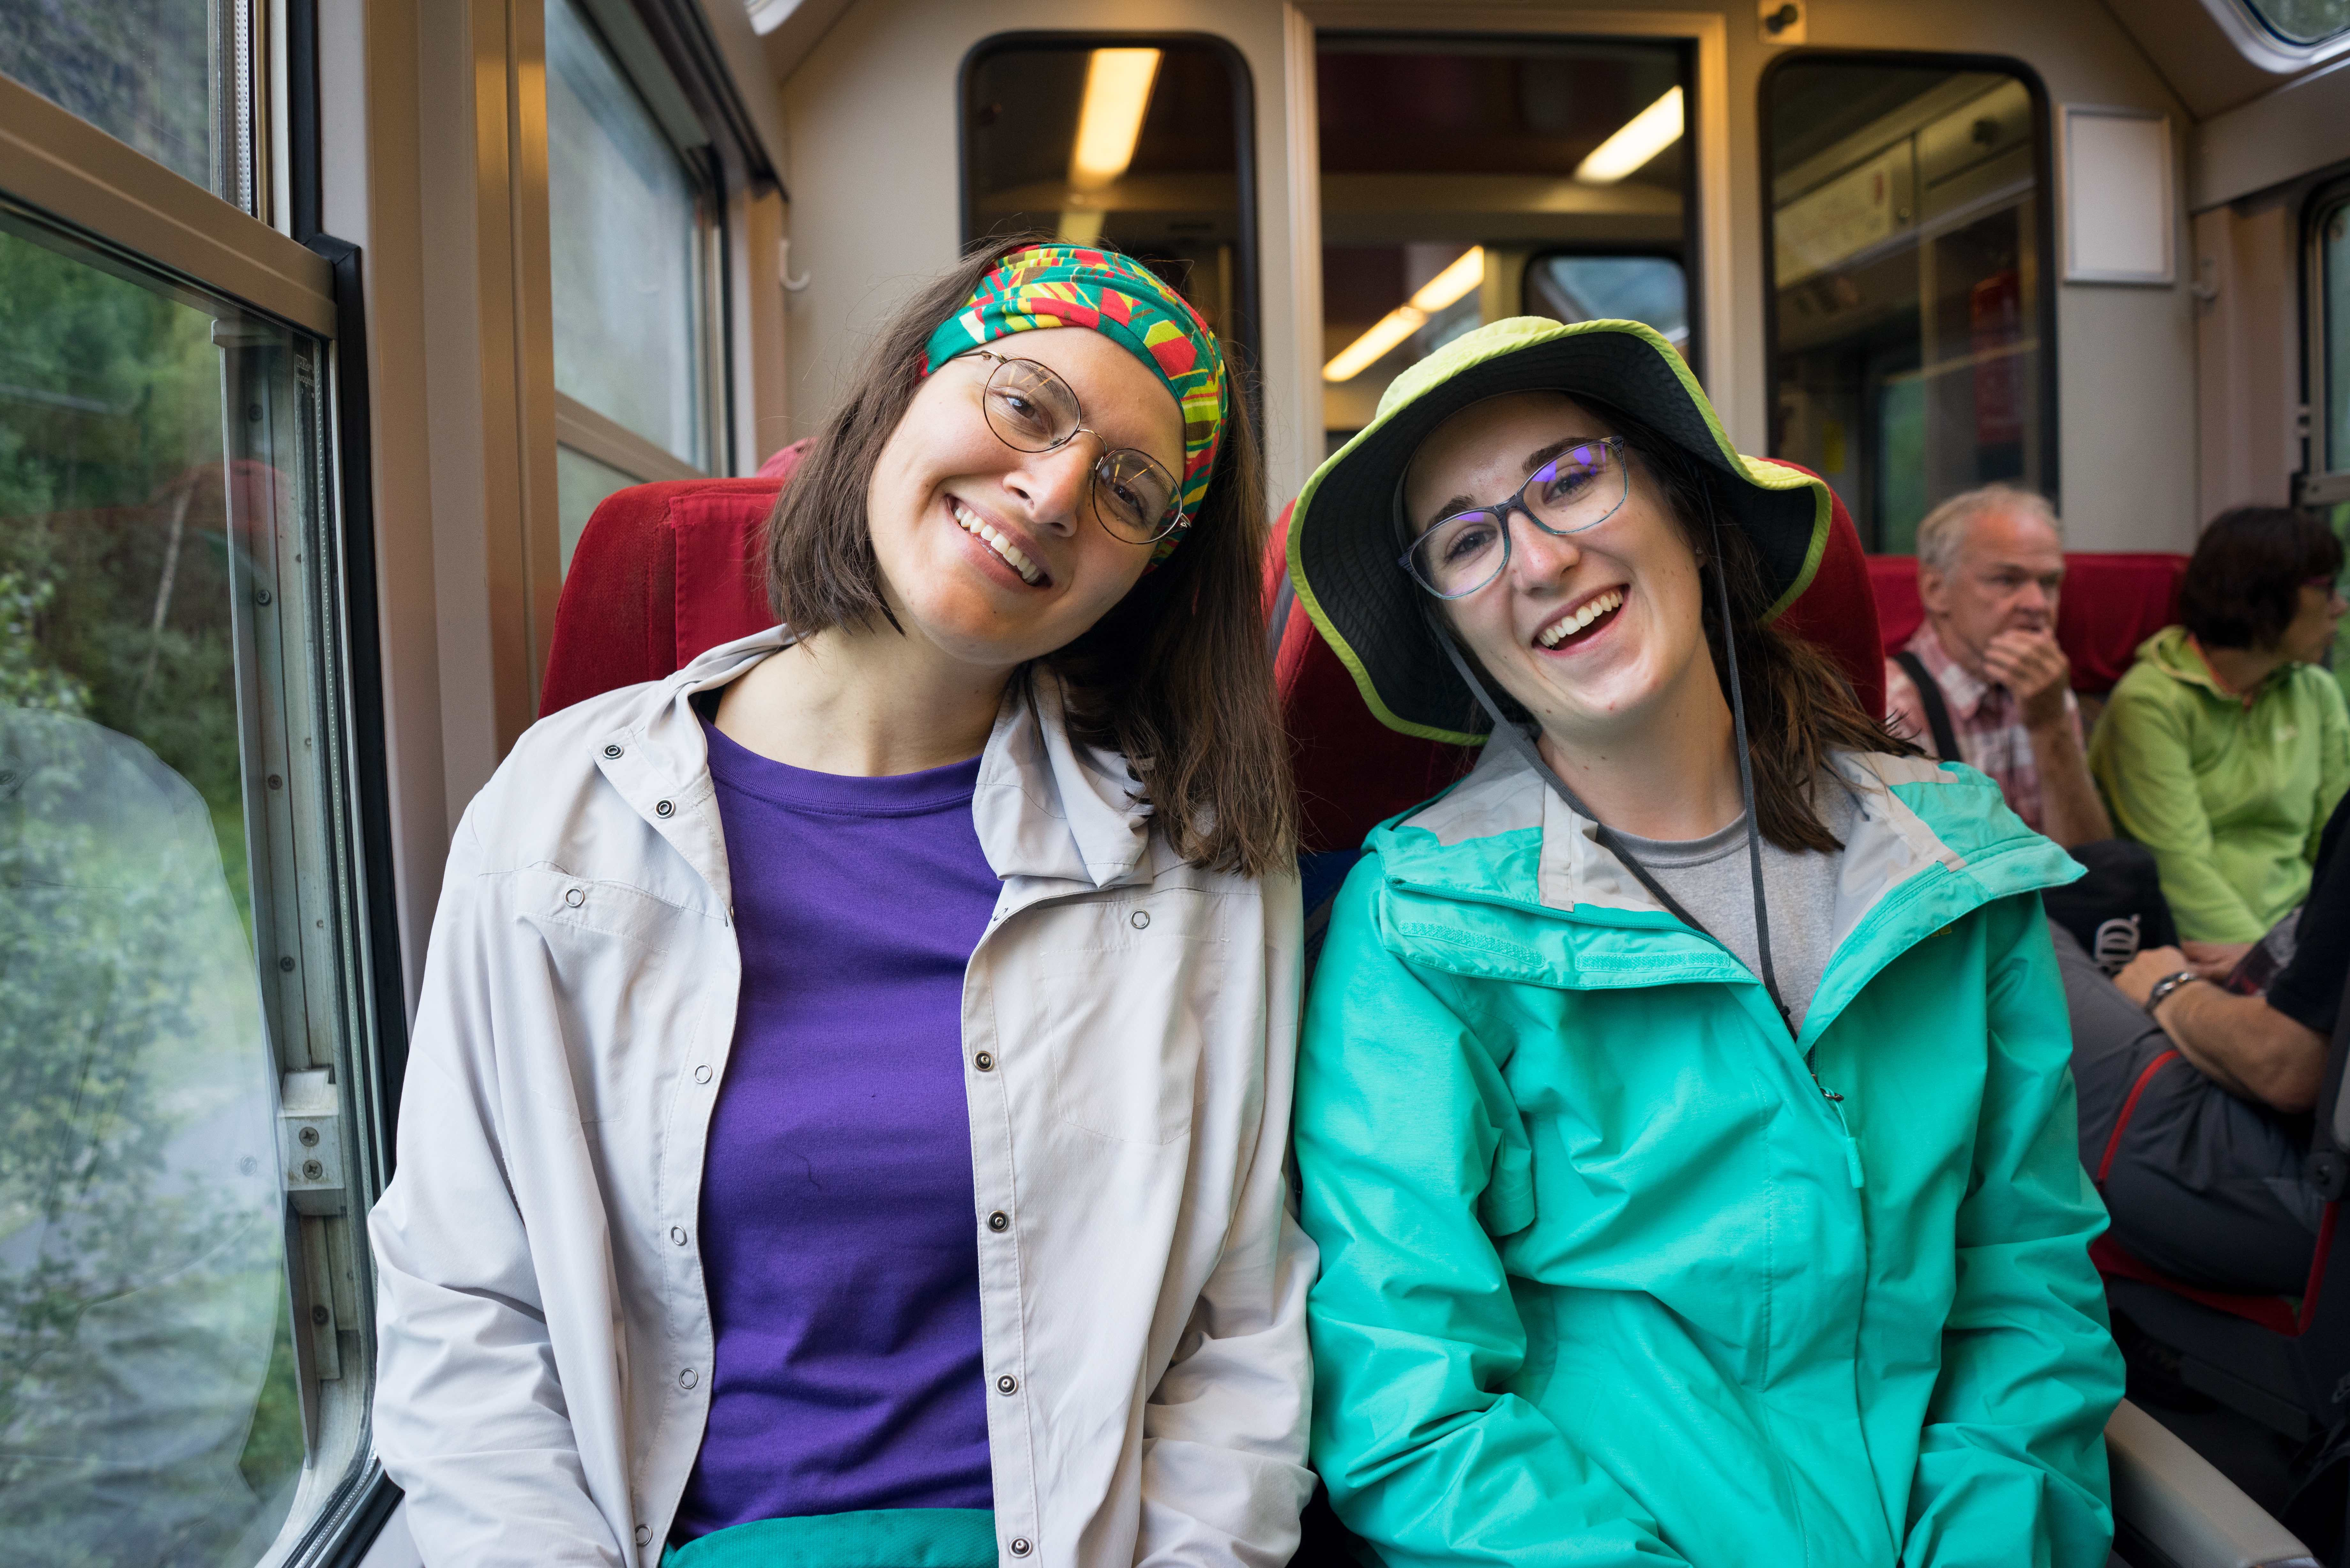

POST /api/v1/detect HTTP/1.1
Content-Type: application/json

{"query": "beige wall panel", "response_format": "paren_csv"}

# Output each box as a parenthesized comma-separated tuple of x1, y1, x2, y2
(778, 0, 1306, 492)
(2193, 200, 2299, 520)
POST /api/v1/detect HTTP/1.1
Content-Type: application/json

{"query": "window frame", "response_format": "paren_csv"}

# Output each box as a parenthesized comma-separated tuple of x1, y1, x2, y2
(0, 42, 409, 1568)
(2303, 173, 2350, 507)
(2197, 0, 2350, 73)
(1756, 47, 2062, 547)
(955, 29, 1264, 386)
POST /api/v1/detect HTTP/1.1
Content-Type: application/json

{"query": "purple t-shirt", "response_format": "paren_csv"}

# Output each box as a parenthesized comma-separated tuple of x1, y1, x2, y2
(672, 718, 1000, 1539)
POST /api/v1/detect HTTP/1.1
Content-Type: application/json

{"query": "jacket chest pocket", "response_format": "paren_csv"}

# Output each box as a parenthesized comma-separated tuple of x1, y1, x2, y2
(1024, 890, 1228, 1146)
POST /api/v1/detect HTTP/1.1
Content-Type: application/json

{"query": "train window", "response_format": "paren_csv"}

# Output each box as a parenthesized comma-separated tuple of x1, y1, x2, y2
(1316, 36, 1694, 453)
(0, 208, 383, 1559)
(549, 0, 726, 569)
(2236, 0, 2350, 46)
(0, 1, 253, 207)
(1764, 57, 2053, 554)
(961, 34, 1258, 376)
(1523, 253, 1690, 347)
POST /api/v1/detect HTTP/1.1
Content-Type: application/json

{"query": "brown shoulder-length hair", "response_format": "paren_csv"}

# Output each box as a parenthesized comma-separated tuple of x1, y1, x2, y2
(763, 236, 1296, 877)
(1594, 399, 1921, 854)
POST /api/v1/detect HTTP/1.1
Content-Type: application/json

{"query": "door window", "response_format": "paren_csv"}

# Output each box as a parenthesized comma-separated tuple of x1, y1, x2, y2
(961, 35, 1258, 382)
(1764, 57, 2052, 553)
(1316, 36, 1694, 454)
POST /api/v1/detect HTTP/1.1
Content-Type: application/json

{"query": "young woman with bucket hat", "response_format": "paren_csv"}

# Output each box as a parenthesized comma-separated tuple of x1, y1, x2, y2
(1286, 317, 2125, 1565)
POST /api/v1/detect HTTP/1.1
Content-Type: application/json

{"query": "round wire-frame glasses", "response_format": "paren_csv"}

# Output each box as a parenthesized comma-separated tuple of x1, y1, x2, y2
(1399, 436, 1630, 599)
(959, 349, 1190, 546)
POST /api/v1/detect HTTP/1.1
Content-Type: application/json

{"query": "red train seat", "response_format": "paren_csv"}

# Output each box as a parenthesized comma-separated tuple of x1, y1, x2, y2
(1866, 552, 2187, 695)
(1268, 465, 1887, 857)
(538, 442, 807, 716)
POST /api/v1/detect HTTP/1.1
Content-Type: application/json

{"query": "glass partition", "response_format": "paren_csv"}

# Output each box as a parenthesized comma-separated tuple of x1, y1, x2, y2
(1764, 57, 2051, 554)
(1316, 36, 1693, 454)
(0, 203, 377, 1562)
(962, 35, 1257, 375)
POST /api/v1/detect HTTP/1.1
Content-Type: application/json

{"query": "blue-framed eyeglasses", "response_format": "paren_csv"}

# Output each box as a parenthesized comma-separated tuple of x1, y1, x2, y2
(1398, 436, 1629, 599)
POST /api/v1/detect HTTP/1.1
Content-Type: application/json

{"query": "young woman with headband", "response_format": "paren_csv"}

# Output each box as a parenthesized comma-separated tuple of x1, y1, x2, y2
(369, 242, 1311, 1568)
(1285, 317, 2124, 1565)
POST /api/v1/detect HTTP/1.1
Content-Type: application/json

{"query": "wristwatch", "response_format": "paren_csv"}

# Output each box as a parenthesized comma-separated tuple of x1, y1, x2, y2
(2143, 970, 2202, 1016)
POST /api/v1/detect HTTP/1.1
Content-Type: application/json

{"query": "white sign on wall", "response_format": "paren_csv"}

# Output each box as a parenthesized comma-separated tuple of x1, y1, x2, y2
(2061, 105, 2175, 285)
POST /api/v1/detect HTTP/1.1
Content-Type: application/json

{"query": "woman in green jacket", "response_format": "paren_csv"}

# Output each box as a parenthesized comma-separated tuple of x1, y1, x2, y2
(1286, 318, 2125, 1567)
(2088, 507, 2348, 957)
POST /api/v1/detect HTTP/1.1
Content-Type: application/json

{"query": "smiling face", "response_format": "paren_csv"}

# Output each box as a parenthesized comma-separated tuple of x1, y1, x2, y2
(1405, 391, 1720, 752)
(863, 325, 1185, 675)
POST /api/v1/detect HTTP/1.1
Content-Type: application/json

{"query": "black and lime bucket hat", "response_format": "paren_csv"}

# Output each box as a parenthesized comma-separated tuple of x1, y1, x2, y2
(1287, 316, 1836, 746)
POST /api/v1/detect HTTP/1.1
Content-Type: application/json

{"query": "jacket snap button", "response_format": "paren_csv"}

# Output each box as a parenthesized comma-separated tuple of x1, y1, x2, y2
(1129, 909, 1149, 929)
(694, 1064, 712, 1084)
(973, 1052, 995, 1072)
(1009, 1540, 1031, 1557)
(655, 800, 675, 818)
(670, 1226, 687, 1246)
(564, 887, 584, 907)
(987, 1210, 1009, 1232)
(635, 1524, 651, 1546)
(604, 744, 623, 759)
(996, 1374, 1017, 1395)
(678, 1367, 698, 1389)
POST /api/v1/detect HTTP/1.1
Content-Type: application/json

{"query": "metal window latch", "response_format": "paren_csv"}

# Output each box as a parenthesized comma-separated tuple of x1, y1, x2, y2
(280, 1068, 348, 1216)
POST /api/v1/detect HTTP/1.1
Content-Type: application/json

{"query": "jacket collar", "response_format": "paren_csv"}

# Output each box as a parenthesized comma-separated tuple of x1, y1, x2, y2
(1374, 735, 2075, 977)
(2137, 623, 2290, 706)
(589, 629, 1153, 910)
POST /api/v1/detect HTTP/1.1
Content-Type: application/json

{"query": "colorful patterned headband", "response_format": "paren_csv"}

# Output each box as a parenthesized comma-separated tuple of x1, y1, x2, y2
(922, 245, 1226, 555)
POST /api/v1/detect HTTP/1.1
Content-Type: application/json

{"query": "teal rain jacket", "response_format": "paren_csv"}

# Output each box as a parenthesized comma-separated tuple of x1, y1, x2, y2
(1294, 743, 2125, 1567)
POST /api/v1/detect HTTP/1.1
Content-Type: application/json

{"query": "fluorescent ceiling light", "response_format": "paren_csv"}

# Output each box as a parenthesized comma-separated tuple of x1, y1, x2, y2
(1069, 49, 1162, 191)
(1324, 248, 1485, 382)
(1575, 87, 1684, 185)
(1409, 246, 1485, 313)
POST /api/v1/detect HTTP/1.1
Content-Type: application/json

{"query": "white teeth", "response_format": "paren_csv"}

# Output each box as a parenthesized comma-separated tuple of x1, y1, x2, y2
(952, 500, 1043, 585)
(1537, 589, 1624, 648)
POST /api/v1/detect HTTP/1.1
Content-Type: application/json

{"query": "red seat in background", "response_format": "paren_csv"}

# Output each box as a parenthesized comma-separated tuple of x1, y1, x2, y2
(1266, 464, 1887, 856)
(1865, 552, 2187, 694)
(539, 443, 807, 716)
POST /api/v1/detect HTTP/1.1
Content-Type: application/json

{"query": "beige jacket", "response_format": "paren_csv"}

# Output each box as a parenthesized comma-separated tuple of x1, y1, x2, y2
(369, 629, 1313, 1568)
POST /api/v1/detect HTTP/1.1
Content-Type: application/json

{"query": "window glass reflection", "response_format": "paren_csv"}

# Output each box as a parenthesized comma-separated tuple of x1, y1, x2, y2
(0, 0, 251, 205)
(548, 0, 715, 471)
(1316, 37, 1692, 454)
(557, 443, 641, 575)
(0, 216, 309, 1564)
(963, 37, 1255, 372)
(1525, 254, 1687, 346)
(1767, 62, 2047, 553)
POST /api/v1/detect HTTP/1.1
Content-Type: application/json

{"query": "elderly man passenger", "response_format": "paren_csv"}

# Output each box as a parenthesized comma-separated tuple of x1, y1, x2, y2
(1887, 485, 2172, 968)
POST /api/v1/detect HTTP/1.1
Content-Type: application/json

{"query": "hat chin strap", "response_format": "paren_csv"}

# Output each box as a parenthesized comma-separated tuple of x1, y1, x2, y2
(1423, 502, 1791, 1031)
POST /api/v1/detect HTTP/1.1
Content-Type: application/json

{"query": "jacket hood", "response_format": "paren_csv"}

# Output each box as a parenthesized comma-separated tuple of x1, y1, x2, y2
(1366, 742, 2081, 1043)
(581, 628, 1157, 902)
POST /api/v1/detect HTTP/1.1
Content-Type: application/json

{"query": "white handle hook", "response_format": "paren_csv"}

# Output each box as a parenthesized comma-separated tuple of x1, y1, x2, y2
(780, 237, 811, 293)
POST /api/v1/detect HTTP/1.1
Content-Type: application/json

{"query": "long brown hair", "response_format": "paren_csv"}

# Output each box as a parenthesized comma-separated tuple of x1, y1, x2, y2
(763, 236, 1296, 876)
(1600, 401, 1919, 853)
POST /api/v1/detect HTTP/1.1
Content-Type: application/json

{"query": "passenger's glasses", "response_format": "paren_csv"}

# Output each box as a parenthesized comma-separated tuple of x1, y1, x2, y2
(1400, 436, 1629, 598)
(963, 351, 1188, 546)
